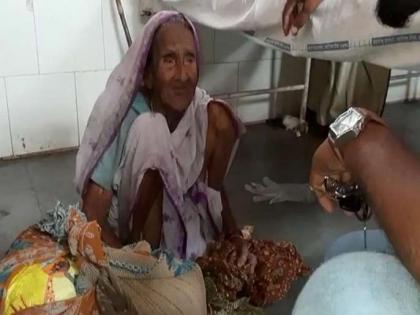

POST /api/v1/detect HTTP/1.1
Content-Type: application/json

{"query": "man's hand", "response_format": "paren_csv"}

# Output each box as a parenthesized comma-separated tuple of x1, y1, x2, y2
(309, 108, 387, 214)
(309, 138, 351, 213)
(282, 0, 323, 36)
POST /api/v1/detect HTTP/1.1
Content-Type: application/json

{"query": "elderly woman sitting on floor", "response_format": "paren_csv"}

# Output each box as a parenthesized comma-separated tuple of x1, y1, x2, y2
(74, 11, 244, 260)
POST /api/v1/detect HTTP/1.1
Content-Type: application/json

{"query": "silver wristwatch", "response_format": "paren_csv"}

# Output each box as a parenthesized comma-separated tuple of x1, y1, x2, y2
(329, 108, 368, 148)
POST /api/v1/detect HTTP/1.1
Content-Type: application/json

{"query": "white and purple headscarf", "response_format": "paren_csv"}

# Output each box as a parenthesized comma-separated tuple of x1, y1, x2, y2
(74, 11, 200, 195)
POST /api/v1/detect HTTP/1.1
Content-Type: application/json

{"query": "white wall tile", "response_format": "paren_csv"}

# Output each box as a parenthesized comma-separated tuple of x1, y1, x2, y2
(102, 0, 146, 69)
(238, 59, 281, 91)
(235, 59, 282, 123)
(102, 2, 214, 69)
(237, 95, 271, 123)
(215, 30, 281, 63)
(388, 69, 410, 102)
(194, 23, 214, 64)
(6, 74, 78, 155)
(387, 71, 410, 103)
(76, 71, 110, 140)
(386, 82, 409, 103)
(199, 63, 238, 95)
(411, 77, 420, 100)
(34, 0, 104, 73)
(390, 69, 409, 77)
(0, 0, 38, 76)
(386, 70, 420, 103)
(0, 79, 13, 158)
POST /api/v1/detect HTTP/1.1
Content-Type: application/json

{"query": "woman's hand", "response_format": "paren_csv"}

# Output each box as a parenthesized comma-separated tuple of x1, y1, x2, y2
(82, 181, 122, 248)
(229, 235, 250, 267)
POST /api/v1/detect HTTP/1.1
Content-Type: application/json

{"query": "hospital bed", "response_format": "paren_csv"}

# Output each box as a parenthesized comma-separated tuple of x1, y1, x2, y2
(115, 0, 420, 129)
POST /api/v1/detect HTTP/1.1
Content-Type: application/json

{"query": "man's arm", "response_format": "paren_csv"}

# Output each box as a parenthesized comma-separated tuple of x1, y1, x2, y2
(340, 122, 420, 280)
(282, 0, 323, 36)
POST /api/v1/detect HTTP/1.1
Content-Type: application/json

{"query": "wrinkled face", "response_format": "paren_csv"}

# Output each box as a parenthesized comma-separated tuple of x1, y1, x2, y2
(144, 22, 198, 113)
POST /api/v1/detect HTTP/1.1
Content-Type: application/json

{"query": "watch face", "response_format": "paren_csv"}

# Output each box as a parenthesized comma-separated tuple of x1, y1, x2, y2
(329, 108, 365, 145)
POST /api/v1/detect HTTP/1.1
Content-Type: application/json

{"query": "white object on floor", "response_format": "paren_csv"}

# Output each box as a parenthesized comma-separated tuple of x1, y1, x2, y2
(157, 0, 420, 70)
(293, 252, 420, 315)
(244, 177, 315, 204)
(283, 115, 308, 137)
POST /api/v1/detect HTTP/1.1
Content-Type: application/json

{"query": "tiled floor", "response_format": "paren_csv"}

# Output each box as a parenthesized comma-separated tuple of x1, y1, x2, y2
(0, 101, 418, 313)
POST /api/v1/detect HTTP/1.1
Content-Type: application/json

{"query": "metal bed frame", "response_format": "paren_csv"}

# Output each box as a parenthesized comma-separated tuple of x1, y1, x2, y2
(115, 0, 311, 131)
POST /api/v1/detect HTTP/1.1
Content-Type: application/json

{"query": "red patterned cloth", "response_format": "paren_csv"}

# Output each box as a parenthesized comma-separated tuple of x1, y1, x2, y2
(197, 239, 310, 306)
